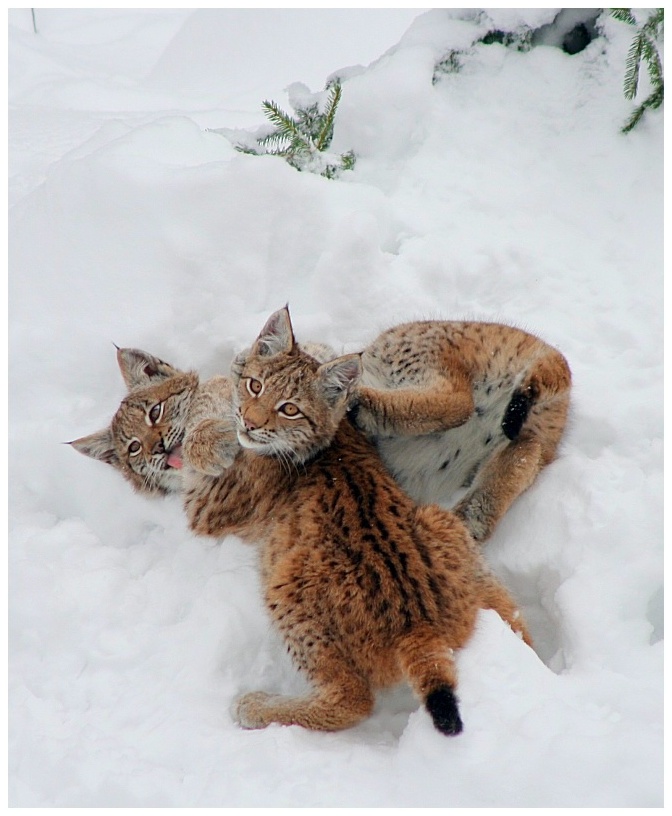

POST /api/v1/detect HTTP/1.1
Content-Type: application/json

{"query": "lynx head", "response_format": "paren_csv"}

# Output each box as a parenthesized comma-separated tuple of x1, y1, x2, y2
(69, 348, 198, 495)
(231, 306, 361, 464)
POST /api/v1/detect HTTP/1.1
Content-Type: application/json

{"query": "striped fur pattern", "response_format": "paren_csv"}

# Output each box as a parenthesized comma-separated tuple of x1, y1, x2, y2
(181, 307, 532, 734)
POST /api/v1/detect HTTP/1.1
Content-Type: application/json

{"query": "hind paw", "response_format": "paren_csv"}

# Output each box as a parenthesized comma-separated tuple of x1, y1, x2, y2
(234, 691, 276, 729)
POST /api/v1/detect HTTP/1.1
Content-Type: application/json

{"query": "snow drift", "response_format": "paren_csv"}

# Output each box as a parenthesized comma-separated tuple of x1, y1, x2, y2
(9, 9, 662, 807)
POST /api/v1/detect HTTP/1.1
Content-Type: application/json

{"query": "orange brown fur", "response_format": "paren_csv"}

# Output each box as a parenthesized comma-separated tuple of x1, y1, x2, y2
(181, 308, 532, 734)
(354, 320, 571, 541)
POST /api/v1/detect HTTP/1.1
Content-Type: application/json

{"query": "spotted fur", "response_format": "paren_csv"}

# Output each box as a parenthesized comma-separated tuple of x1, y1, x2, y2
(180, 307, 532, 734)
(353, 320, 571, 541)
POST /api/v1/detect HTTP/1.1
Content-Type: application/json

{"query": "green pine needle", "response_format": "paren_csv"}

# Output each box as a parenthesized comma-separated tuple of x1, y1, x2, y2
(243, 81, 355, 178)
(613, 8, 664, 132)
(611, 8, 637, 26)
(623, 32, 644, 99)
(315, 83, 342, 152)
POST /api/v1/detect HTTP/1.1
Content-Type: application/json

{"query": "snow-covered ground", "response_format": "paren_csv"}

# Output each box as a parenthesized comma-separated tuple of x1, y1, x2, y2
(8, 8, 663, 807)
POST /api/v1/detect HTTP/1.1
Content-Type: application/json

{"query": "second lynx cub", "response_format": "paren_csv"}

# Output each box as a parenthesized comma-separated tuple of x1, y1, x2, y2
(353, 320, 571, 541)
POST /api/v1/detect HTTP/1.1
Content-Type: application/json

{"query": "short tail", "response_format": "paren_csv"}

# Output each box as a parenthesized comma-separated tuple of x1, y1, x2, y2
(425, 685, 463, 736)
(397, 628, 465, 737)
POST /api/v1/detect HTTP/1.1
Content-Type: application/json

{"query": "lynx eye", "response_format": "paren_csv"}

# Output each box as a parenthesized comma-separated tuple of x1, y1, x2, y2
(247, 378, 263, 396)
(278, 402, 302, 419)
(128, 439, 142, 456)
(147, 403, 164, 425)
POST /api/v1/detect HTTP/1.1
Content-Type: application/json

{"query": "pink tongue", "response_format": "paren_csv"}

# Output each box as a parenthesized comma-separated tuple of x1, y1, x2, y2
(167, 445, 183, 469)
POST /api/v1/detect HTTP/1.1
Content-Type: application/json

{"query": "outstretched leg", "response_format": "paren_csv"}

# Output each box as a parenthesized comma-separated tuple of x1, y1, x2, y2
(477, 572, 533, 646)
(234, 661, 374, 732)
(453, 433, 543, 543)
(454, 353, 570, 542)
(354, 374, 474, 438)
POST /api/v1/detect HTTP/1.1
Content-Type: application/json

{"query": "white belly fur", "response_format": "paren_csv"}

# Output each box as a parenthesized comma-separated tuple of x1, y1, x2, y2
(374, 374, 525, 507)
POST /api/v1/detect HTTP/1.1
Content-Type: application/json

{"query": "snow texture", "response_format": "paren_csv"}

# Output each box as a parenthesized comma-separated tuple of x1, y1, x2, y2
(9, 8, 662, 808)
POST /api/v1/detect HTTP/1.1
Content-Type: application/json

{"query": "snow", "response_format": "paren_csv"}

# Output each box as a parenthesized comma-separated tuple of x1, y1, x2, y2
(8, 8, 663, 808)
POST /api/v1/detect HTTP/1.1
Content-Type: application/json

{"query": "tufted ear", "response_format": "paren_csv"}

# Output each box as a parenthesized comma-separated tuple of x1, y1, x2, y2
(251, 306, 295, 358)
(68, 427, 121, 468)
(116, 347, 182, 391)
(316, 353, 362, 406)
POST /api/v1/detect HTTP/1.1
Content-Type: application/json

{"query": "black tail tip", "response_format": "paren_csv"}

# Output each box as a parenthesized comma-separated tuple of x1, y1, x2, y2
(426, 686, 463, 736)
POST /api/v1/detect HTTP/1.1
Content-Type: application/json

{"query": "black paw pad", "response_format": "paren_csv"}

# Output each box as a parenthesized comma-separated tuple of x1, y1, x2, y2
(425, 686, 463, 736)
(502, 388, 534, 440)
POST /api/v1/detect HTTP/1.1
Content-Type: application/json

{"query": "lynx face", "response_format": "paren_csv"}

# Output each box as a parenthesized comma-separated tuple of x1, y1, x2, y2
(70, 349, 198, 495)
(231, 308, 361, 465)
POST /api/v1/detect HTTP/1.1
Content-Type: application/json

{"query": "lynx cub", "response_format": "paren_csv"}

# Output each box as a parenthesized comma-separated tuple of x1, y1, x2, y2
(353, 320, 571, 541)
(183, 306, 532, 733)
(72, 308, 533, 735)
(69, 346, 237, 495)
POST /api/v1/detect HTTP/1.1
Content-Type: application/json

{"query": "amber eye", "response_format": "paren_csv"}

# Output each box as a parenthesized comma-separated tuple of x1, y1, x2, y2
(247, 378, 263, 396)
(128, 439, 142, 456)
(148, 403, 163, 424)
(278, 402, 301, 418)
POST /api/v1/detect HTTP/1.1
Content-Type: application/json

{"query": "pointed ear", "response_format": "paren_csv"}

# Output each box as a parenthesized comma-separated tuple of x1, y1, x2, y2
(68, 428, 121, 468)
(317, 353, 362, 406)
(252, 306, 295, 358)
(230, 348, 249, 384)
(116, 347, 181, 391)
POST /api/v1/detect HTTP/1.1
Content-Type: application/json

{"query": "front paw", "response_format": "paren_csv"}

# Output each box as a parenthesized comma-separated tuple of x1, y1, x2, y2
(349, 389, 381, 438)
(184, 419, 239, 475)
(233, 691, 275, 730)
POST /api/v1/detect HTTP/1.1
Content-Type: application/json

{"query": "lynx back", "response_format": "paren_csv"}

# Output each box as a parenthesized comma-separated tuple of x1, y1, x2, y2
(182, 307, 533, 736)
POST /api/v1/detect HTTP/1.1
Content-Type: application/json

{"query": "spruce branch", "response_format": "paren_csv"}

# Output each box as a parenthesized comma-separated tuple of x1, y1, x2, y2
(623, 32, 645, 98)
(261, 100, 311, 153)
(315, 83, 341, 152)
(621, 84, 664, 132)
(642, 7, 664, 40)
(233, 80, 355, 179)
(610, 8, 637, 26)
(611, 8, 664, 132)
(642, 35, 663, 87)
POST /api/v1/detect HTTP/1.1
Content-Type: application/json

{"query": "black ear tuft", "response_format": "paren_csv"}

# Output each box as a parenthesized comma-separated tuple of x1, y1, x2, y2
(116, 348, 181, 391)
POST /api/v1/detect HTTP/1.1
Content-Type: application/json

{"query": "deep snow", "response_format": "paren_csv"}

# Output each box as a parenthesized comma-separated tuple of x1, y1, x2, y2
(8, 8, 663, 808)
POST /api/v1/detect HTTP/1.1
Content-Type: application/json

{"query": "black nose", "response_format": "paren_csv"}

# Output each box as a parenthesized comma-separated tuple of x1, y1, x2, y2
(152, 439, 166, 455)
